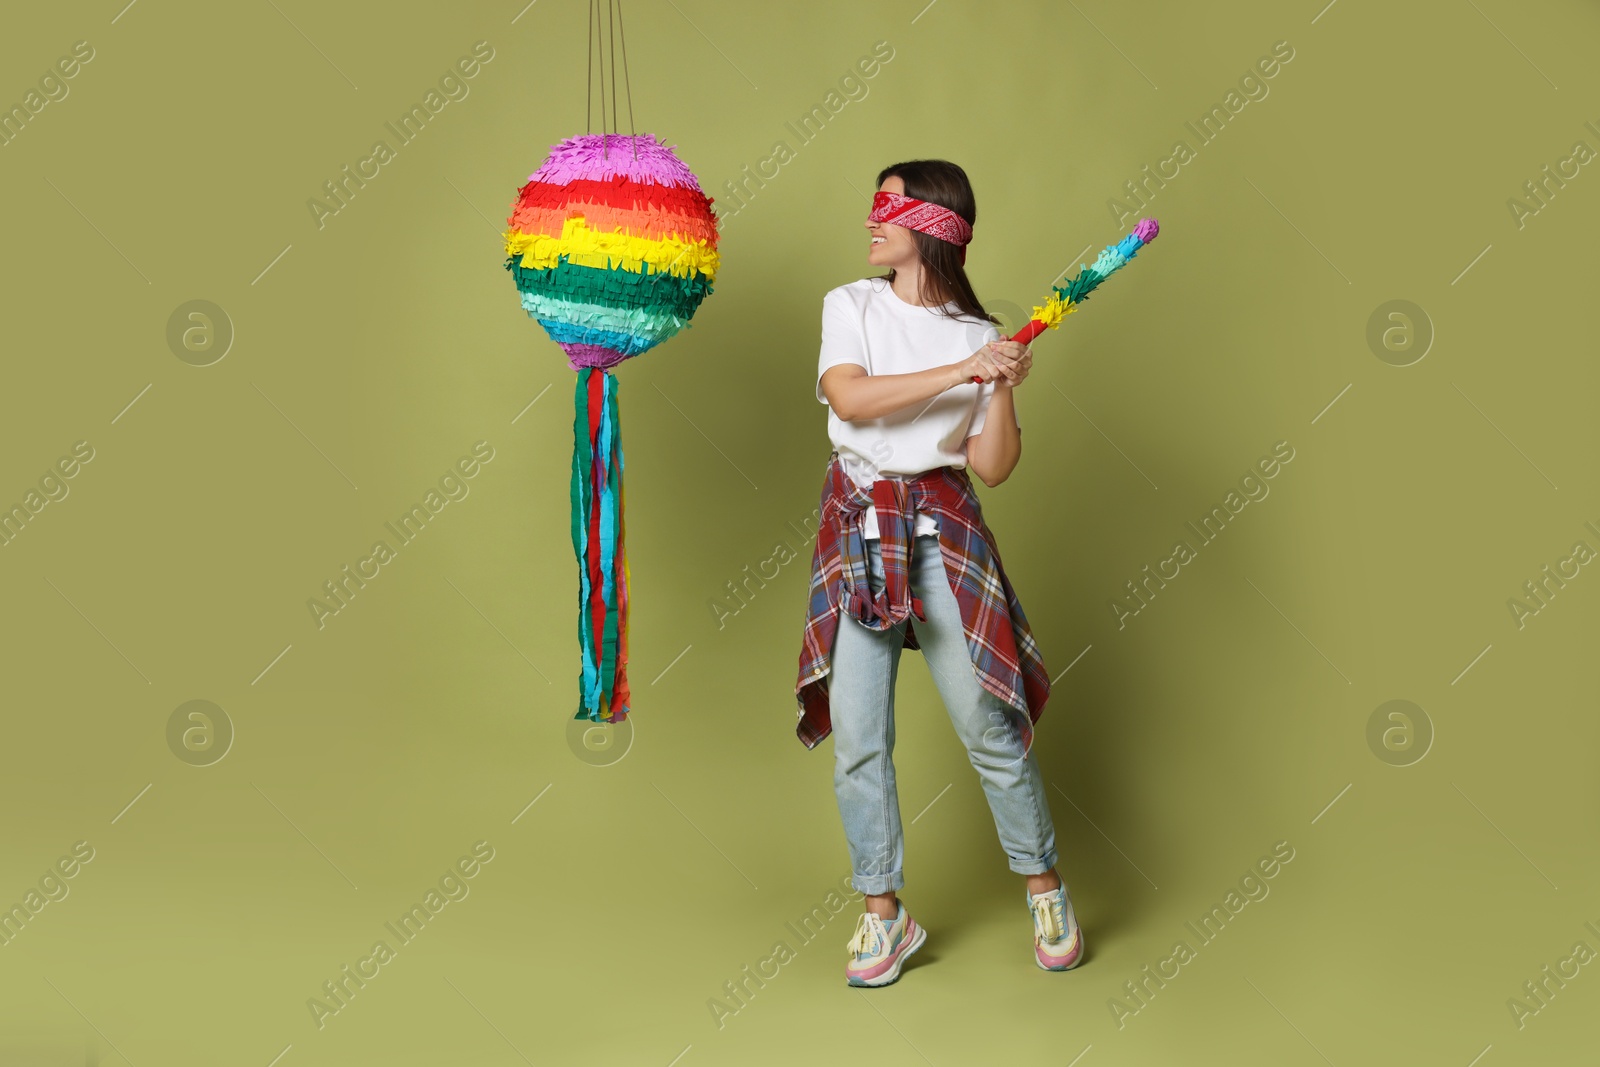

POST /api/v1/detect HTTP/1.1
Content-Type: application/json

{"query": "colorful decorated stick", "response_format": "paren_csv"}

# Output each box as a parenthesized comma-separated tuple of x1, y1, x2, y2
(503, 132, 720, 724)
(973, 217, 1159, 382)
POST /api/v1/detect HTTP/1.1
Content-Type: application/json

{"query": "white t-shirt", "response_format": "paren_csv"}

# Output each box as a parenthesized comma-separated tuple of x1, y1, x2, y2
(816, 276, 1012, 540)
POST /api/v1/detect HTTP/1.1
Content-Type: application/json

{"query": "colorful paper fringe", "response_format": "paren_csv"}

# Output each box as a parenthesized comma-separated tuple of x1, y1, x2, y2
(571, 365, 630, 723)
(504, 133, 719, 724)
(1015, 217, 1160, 345)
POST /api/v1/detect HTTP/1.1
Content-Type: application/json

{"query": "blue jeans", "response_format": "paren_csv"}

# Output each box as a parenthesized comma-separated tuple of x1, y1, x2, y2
(830, 532, 1059, 895)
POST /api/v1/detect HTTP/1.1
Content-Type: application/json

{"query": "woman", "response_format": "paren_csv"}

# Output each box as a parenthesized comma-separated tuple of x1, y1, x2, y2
(793, 159, 1084, 987)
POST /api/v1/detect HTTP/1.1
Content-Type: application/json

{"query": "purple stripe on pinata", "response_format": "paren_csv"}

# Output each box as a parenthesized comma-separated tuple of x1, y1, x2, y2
(528, 133, 707, 191)
(562, 343, 632, 370)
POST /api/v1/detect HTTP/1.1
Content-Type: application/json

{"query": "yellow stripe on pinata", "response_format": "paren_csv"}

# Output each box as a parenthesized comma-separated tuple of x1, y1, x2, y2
(1029, 292, 1078, 330)
(504, 214, 720, 280)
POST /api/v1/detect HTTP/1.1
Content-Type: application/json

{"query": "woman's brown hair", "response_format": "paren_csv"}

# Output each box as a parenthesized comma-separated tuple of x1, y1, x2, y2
(871, 159, 999, 327)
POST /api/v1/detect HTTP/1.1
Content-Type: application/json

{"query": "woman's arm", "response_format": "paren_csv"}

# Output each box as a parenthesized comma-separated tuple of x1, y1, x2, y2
(966, 383, 1021, 487)
(820, 345, 1008, 423)
(819, 362, 964, 423)
(966, 339, 1032, 487)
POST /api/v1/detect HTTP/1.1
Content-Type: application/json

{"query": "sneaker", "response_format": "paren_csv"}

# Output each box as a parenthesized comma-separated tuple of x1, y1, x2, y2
(1027, 883, 1084, 971)
(845, 900, 926, 987)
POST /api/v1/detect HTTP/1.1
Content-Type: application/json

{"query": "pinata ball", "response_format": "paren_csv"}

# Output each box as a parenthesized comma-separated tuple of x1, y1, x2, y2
(503, 131, 720, 725)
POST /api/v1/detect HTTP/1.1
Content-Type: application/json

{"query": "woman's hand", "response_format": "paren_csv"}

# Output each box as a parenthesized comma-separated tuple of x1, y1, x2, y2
(982, 340, 1032, 388)
(953, 341, 1027, 386)
(953, 342, 1030, 388)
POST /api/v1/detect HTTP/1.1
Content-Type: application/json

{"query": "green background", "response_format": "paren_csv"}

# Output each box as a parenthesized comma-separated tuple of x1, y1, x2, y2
(2, 0, 1597, 1063)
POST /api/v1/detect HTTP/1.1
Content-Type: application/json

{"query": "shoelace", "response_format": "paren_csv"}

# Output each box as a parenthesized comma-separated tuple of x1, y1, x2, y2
(1030, 890, 1068, 943)
(849, 912, 889, 957)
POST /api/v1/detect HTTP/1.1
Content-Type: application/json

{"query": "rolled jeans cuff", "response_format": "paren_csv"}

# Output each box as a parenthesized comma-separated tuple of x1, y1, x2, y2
(1007, 844, 1059, 877)
(850, 868, 904, 895)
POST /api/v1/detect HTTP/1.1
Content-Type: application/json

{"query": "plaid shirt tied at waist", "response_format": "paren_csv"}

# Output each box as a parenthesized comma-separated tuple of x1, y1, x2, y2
(793, 450, 1051, 750)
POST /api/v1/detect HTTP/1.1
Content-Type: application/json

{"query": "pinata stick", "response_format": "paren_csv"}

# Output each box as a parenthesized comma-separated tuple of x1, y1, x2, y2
(972, 217, 1159, 382)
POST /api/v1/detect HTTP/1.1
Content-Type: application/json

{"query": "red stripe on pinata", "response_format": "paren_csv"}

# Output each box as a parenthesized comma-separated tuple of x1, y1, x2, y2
(509, 177, 719, 247)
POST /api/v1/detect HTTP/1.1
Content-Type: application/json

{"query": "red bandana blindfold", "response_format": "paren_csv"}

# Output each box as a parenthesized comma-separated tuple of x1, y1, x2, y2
(867, 190, 973, 265)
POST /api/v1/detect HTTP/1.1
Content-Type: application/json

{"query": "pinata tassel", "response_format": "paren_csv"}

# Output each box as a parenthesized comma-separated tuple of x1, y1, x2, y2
(570, 367, 632, 724)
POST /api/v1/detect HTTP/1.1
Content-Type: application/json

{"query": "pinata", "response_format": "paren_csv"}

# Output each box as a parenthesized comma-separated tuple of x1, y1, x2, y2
(503, 132, 720, 724)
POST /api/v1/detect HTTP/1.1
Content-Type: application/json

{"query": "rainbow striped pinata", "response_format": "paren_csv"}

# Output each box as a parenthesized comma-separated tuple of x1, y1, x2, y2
(503, 132, 720, 725)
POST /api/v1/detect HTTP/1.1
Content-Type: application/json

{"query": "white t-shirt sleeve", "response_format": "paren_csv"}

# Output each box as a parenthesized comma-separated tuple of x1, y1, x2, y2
(817, 289, 867, 405)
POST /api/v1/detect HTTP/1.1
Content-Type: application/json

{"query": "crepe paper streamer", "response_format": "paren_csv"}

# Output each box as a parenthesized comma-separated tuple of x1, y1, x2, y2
(972, 217, 1159, 382)
(504, 132, 720, 724)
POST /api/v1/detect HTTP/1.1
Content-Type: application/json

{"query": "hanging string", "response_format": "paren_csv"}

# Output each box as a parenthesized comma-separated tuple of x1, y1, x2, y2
(606, 0, 618, 149)
(586, 0, 594, 134)
(617, 0, 637, 160)
(586, 0, 637, 161)
(592, 0, 609, 157)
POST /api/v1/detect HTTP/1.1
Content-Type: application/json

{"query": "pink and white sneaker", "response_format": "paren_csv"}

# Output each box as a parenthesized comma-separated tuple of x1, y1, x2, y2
(1027, 883, 1084, 971)
(845, 900, 926, 987)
